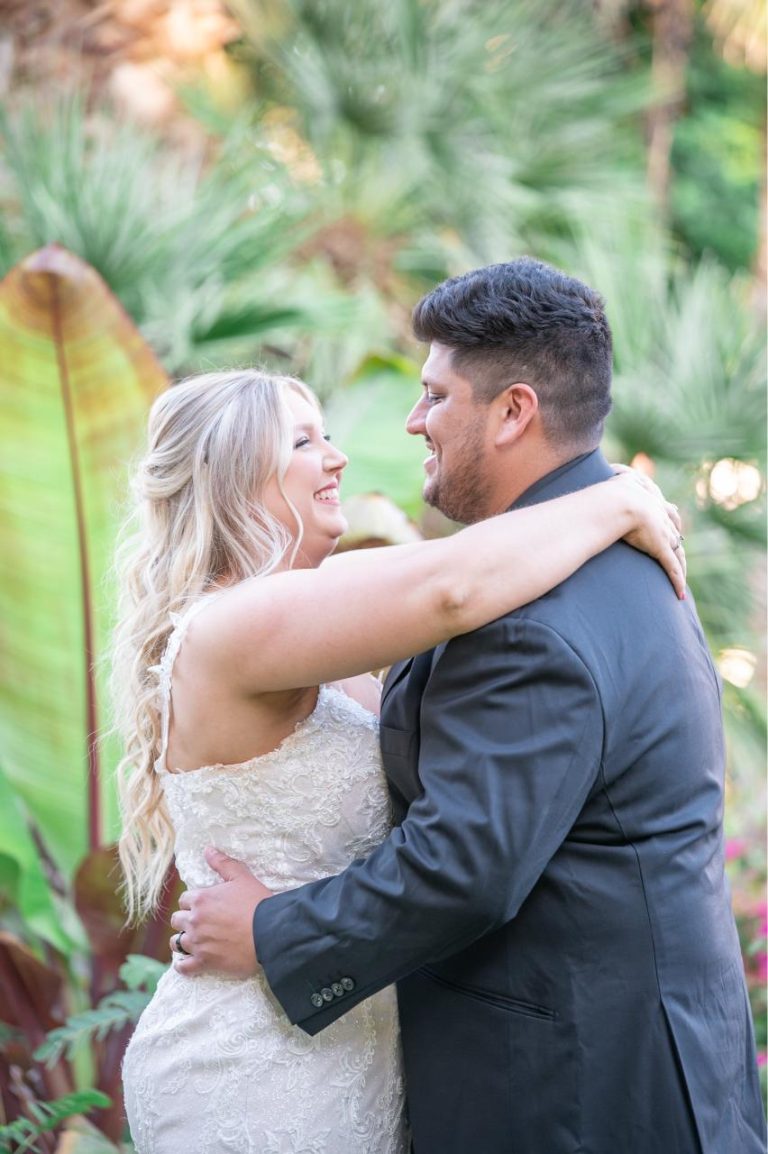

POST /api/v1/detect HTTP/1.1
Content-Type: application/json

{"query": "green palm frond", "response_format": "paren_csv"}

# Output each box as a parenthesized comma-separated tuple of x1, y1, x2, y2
(119, 953, 167, 993)
(231, 0, 651, 268)
(0, 97, 337, 374)
(0, 1090, 111, 1154)
(33, 992, 150, 1067)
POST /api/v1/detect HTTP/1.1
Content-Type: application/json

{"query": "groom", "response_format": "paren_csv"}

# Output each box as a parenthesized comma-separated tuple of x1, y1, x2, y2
(173, 259, 765, 1153)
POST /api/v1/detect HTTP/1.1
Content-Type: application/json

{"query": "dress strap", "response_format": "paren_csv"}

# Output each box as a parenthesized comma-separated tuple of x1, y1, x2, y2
(151, 595, 221, 771)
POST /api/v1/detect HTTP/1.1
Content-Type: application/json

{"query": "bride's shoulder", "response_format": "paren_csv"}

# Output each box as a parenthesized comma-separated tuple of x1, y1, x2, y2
(328, 673, 382, 717)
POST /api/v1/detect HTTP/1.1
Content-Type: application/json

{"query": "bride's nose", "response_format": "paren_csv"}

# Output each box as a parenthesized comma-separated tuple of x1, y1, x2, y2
(324, 443, 348, 471)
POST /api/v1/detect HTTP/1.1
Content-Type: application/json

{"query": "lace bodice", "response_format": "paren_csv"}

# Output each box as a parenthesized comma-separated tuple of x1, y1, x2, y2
(160, 683, 391, 891)
(151, 600, 391, 891)
(124, 599, 407, 1153)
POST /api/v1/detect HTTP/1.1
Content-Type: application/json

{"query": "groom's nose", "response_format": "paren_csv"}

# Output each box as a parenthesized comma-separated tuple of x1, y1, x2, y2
(405, 395, 428, 436)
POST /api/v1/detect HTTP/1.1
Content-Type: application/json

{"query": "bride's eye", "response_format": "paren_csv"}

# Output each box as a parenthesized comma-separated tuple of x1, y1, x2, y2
(294, 435, 310, 449)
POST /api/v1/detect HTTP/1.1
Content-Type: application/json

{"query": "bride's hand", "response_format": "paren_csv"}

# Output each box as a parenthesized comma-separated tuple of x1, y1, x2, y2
(608, 467, 687, 599)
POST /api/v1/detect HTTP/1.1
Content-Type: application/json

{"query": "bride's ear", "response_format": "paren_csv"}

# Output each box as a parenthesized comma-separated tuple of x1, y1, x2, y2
(493, 383, 539, 447)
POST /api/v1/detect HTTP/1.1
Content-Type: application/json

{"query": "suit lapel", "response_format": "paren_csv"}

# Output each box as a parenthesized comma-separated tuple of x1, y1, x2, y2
(382, 658, 415, 706)
(380, 649, 437, 815)
(381, 648, 437, 722)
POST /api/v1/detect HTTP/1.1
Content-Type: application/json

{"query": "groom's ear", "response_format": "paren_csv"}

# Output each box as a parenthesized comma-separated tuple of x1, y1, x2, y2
(493, 383, 539, 447)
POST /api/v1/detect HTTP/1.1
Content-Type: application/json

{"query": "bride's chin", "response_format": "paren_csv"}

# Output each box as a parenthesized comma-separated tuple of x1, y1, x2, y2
(324, 528, 347, 559)
(293, 535, 346, 570)
(321, 516, 349, 547)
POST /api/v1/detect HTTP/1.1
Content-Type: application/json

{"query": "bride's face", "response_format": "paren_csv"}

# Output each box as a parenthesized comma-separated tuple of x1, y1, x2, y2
(263, 389, 349, 568)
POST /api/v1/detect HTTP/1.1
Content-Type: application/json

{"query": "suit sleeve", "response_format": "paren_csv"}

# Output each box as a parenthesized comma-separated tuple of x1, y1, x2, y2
(254, 615, 604, 1034)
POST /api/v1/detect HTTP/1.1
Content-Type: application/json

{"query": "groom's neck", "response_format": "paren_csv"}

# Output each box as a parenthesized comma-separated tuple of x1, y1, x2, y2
(477, 439, 590, 521)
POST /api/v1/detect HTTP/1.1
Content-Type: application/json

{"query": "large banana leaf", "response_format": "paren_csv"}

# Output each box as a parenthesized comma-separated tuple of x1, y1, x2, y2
(0, 246, 168, 880)
(325, 354, 428, 518)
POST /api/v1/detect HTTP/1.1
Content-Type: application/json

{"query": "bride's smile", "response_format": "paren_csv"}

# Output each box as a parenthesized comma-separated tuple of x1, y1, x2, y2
(262, 390, 349, 568)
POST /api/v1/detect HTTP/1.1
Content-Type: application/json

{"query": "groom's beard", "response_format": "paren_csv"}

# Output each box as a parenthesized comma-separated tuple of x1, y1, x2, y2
(423, 418, 493, 526)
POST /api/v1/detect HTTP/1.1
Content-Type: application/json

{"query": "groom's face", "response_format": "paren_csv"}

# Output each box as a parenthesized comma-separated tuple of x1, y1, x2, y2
(406, 342, 495, 524)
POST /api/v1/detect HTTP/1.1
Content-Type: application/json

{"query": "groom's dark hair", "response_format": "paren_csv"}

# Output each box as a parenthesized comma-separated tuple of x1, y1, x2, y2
(412, 258, 613, 449)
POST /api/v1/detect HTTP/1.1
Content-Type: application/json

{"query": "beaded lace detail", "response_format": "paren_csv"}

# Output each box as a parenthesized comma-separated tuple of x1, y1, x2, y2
(123, 602, 407, 1153)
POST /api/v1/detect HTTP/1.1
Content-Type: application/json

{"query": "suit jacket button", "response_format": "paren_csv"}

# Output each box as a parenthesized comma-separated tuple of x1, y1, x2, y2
(310, 993, 324, 1008)
(340, 976, 355, 992)
(331, 982, 344, 998)
(320, 987, 334, 1002)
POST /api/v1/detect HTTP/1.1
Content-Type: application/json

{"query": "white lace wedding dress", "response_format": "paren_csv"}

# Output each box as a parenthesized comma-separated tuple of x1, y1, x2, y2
(122, 601, 408, 1154)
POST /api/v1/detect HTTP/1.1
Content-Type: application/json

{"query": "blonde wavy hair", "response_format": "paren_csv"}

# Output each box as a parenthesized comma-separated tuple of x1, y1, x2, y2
(112, 368, 319, 921)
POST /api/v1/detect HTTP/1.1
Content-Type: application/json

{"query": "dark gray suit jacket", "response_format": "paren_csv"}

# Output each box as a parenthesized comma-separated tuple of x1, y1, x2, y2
(255, 450, 765, 1153)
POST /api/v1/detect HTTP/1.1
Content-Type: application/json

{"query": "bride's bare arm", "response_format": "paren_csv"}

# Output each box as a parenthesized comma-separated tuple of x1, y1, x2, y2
(195, 473, 685, 693)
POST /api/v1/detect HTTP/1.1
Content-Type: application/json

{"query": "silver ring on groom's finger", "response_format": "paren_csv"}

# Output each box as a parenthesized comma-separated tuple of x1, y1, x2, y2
(174, 930, 190, 956)
(673, 534, 685, 552)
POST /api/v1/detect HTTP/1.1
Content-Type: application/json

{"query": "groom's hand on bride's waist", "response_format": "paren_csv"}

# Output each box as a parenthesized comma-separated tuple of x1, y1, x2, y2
(170, 847, 272, 978)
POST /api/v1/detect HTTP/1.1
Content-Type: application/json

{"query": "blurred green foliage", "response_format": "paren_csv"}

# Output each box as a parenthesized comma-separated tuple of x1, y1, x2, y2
(671, 17, 764, 270)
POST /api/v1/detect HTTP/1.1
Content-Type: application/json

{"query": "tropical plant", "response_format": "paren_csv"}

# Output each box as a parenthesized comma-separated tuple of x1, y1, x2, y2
(227, 0, 651, 298)
(670, 11, 764, 271)
(0, 97, 358, 384)
(0, 923, 167, 1151)
(0, 246, 168, 885)
(0, 1090, 112, 1154)
(591, 0, 765, 275)
(0, 245, 177, 1146)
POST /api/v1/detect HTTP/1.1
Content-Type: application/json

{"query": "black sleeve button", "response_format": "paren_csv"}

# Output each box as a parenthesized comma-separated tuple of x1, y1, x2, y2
(310, 992, 324, 1008)
(340, 976, 355, 992)
(320, 987, 334, 1002)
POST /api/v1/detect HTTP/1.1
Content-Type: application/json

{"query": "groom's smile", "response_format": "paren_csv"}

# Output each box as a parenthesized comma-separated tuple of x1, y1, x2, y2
(407, 341, 495, 525)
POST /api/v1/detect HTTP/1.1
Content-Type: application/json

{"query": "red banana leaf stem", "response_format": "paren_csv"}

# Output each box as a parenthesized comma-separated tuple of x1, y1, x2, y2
(51, 279, 101, 850)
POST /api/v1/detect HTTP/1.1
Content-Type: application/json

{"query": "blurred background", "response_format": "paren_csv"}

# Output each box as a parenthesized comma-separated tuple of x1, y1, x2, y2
(0, 1, 765, 1148)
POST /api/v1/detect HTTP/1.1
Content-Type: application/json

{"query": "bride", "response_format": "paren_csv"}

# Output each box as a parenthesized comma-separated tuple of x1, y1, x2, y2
(114, 368, 684, 1153)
